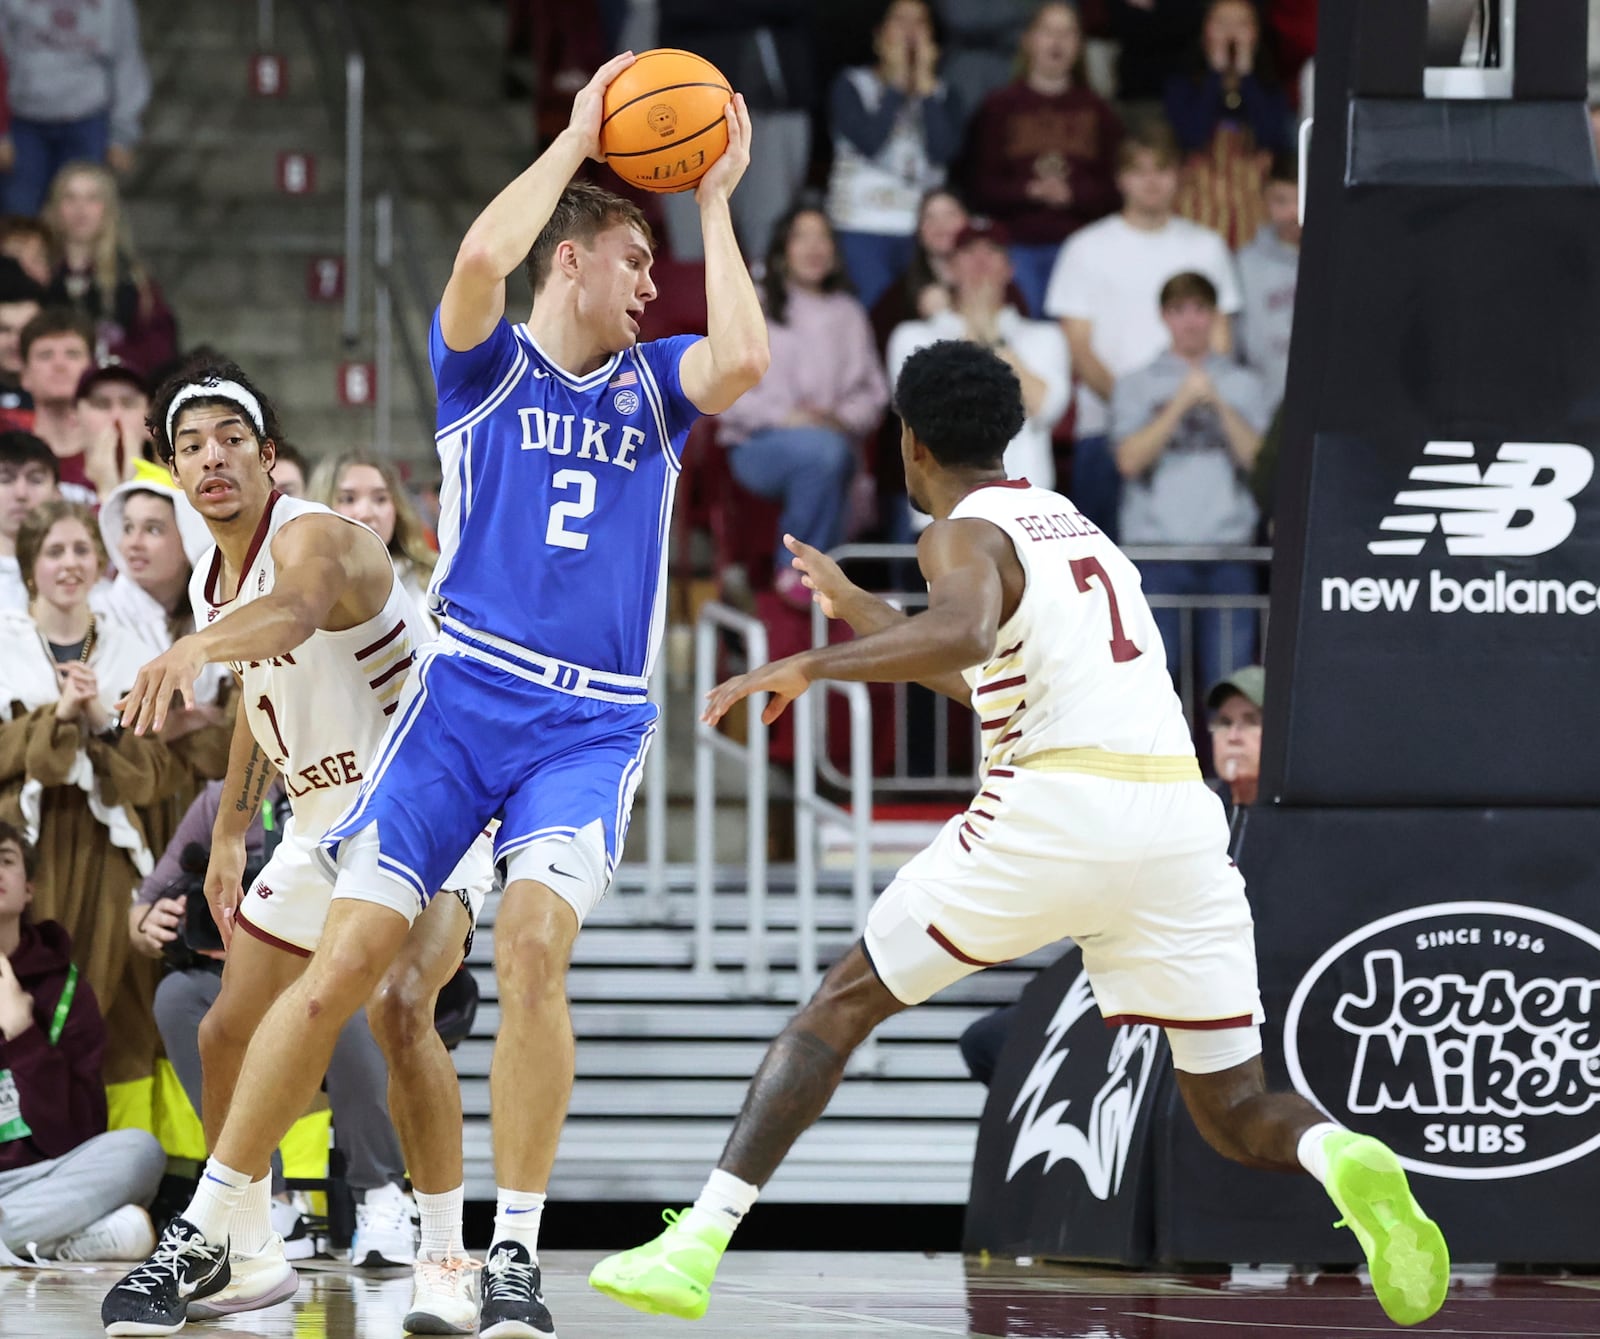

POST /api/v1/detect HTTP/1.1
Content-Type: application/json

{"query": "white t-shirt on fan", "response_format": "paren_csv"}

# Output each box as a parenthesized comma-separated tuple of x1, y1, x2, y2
(1044, 213, 1241, 438)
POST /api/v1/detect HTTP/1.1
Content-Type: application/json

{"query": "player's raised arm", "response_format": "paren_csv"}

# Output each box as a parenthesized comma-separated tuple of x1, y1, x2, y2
(678, 95, 770, 414)
(119, 516, 392, 734)
(440, 52, 639, 353)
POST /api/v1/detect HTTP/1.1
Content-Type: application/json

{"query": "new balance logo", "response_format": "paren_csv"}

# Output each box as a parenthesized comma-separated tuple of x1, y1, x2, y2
(1369, 441, 1593, 557)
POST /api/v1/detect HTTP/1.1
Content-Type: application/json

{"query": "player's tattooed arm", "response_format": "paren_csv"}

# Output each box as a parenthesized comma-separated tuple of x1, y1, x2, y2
(215, 699, 275, 841)
(234, 738, 274, 818)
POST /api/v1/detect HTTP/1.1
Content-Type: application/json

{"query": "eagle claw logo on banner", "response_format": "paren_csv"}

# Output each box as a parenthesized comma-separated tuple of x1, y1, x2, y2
(1005, 969, 1162, 1200)
(1285, 901, 1600, 1181)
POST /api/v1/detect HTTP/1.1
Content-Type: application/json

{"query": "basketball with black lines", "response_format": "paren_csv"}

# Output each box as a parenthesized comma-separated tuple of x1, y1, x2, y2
(600, 49, 732, 194)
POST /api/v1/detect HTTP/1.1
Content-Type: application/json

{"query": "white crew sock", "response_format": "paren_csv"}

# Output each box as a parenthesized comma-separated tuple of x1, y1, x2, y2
(185, 1158, 254, 1246)
(492, 1188, 546, 1258)
(229, 1176, 274, 1255)
(414, 1185, 465, 1258)
(684, 1168, 760, 1239)
(1297, 1121, 1344, 1186)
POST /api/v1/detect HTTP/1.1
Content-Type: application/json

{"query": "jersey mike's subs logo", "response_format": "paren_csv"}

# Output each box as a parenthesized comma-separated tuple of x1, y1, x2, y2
(1285, 903, 1600, 1181)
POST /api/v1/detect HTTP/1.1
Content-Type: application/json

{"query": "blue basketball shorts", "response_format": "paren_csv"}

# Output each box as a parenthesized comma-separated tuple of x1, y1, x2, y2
(319, 639, 657, 925)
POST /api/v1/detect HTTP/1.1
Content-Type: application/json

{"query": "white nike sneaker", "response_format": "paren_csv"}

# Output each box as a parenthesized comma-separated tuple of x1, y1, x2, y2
(54, 1205, 156, 1261)
(270, 1193, 318, 1260)
(186, 1233, 300, 1320)
(403, 1251, 482, 1335)
(351, 1181, 418, 1268)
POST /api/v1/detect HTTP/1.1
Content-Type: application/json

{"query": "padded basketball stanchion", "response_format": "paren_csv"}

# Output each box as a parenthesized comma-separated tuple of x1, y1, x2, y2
(1158, 0, 1600, 1267)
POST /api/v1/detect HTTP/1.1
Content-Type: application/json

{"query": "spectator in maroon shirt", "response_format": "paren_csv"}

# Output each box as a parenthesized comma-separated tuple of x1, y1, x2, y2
(962, 2, 1122, 316)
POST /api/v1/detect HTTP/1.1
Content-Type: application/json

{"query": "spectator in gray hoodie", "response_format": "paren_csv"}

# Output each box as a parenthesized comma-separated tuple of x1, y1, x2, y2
(1233, 151, 1299, 408)
(0, 0, 151, 216)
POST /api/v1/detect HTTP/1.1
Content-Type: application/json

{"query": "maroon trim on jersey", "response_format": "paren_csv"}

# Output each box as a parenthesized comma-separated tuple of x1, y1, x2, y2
(383, 701, 398, 716)
(235, 905, 312, 958)
(204, 490, 282, 608)
(964, 477, 1032, 496)
(979, 790, 1001, 803)
(957, 829, 972, 853)
(996, 640, 1024, 659)
(356, 619, 406, 661)
(999, 729, 1022, 743)
(971, 809, 996, 822)
(987, 767, 1016, 779)
(368, 653, 414, 691)
(960, 820, 982, 843)
(1102, 1012, 1255, 1031)
(927, 923, 1002, 967)
(979, 715, 1014, 731)
(975, 674, 1026, 697)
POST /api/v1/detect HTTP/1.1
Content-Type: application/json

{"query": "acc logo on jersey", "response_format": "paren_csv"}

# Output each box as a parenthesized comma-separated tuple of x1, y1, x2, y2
(1368, 442, 1593, 557)
(613, 389, 639, 416)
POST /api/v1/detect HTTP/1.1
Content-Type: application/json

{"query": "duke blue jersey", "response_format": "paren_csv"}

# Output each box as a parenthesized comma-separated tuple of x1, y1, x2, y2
(428, 316, 700, 678)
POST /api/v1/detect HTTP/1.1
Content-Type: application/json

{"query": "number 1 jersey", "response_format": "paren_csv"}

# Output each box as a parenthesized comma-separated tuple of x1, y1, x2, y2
(428, 314, 699, 679)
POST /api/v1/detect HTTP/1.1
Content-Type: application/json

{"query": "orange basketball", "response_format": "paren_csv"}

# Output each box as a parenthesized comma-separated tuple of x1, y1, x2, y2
(600, 49, 732, 194)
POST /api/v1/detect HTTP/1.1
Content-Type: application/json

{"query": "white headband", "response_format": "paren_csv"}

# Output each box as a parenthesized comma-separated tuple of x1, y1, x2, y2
(165, 379, 267, 445)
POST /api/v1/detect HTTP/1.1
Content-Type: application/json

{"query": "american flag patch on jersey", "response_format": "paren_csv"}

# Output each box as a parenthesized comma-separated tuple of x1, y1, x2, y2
(608, 370, 638, 388)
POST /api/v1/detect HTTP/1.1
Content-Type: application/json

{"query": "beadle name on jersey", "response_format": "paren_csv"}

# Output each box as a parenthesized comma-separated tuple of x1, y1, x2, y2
(1014, 509, 1102, 543)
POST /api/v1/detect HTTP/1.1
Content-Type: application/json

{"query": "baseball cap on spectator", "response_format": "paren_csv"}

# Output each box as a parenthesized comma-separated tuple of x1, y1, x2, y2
(952, 218, 1012, 251)
(1207, 665, 1264, 711)
(76, 361, 149, 402)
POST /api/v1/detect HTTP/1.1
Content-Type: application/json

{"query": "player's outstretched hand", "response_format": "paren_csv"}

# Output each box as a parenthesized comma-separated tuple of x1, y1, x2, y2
(117, 637, 207, 736)
(703, 652, 811, 728)
(567, 51, 638, 162)
(784, 534, 856, 620)
(696, 93, 752, 206)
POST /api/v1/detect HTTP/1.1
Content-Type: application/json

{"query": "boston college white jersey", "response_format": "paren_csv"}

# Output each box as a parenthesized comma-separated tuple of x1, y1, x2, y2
(951, 480, 1194, 772)
(191, 492, 424, 838)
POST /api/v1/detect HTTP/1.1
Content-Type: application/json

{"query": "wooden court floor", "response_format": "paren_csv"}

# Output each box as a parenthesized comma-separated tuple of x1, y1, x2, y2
(5, 1251, 1595, 1336)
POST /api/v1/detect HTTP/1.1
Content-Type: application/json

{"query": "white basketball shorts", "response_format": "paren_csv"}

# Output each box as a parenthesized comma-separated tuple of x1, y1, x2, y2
(236, 814, 494, 957)
(863, 754, 1265, 1041)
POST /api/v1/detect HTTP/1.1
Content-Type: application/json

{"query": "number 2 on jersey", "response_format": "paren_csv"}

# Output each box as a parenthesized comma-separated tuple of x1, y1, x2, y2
(1069, 557, 1142, 663)
(546, 469, 596, 550)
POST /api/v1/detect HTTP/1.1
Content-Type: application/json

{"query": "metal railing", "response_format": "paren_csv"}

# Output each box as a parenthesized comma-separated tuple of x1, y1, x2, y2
(692, 604, 770, 994)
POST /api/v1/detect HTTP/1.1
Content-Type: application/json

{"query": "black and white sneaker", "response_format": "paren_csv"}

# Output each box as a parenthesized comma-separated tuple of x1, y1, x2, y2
(101, 1217, 230, 1336)
(480, 1240, 556, 1337)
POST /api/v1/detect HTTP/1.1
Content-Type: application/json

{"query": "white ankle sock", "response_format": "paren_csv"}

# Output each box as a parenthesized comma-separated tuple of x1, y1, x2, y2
(414, 1185, 465, 1257)
(186, 1158, 254, 1245)
(1297, 1122, 1344, 1186)
(229, 1176, 274, 1255)
(492, 1188, 546, 1258)
(685, 1168, 760, 1238)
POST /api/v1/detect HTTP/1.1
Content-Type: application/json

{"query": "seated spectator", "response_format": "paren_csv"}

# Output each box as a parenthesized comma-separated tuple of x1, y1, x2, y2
(963, 3, 1123, 317)
(44, 161, 178, 373)
(1107, 0, 1209, 103)
(718, 205, 889, 607)
(18, 308, 96, 503)
(136, 782, 418, 1268)
(310, 452, 439, 631)
(1044, 120, 1240, 539)
(1234, 151, 1299, 409)
(869, 186, 969, 349)
(1165, 0, 1291, 247)
(656, 1, 816, 263)
(0, 821, 166, 1262)
(270, 440, 310, 498)
(0, 430, 57, 612)
(0, 0, 151, 217)
(0, 258, 45, 415)
(0, 216, 52, 287)
(1110, 272, 1267, 692)
(75, 361, 150, 498)
(932, 0, 1040, 118)
(826, 0, 965, 308)
(1205, 663, 1262, 816)
(887, 219, 1069, 493)
(0, 501, 181, 1086)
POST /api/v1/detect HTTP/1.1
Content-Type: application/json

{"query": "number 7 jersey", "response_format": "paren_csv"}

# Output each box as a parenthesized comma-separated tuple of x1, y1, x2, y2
(427, 314, 700, 679)
(952, 480, 1195, 772)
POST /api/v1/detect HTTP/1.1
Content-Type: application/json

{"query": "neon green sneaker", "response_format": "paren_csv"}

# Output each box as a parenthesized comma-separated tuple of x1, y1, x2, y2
(1324, 1132, 1450, 1326)
(588, 1208, 732, 1320)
